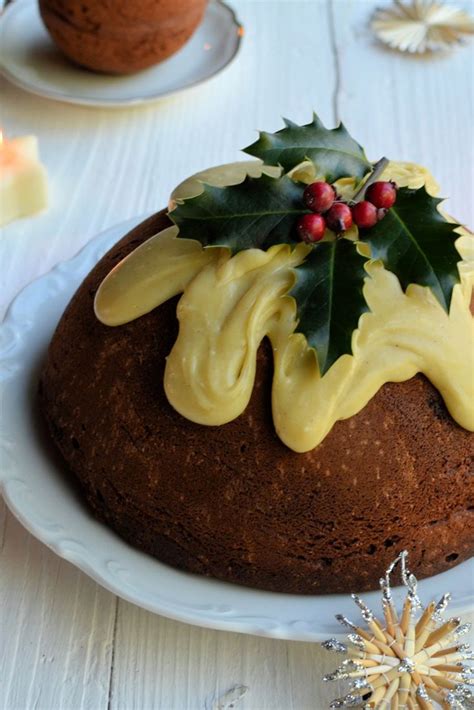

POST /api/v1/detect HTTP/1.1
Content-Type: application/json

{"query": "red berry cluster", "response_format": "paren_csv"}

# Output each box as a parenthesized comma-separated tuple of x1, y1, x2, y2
(296, 180, 397, 244)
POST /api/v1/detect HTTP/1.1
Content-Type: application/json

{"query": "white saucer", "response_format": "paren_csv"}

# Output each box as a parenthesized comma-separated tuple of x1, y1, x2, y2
(1, 215, 473, 640)
(0, 0, 242, 107)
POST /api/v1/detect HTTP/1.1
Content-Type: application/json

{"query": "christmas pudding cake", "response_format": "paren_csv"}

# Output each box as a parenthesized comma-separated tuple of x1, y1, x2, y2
(39, 116, 474, 594)
(39, 0, 208, 74)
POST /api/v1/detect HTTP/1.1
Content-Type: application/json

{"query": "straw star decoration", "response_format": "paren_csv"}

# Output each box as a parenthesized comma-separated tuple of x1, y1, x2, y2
(371, 0, 474, 54)
(322, 551, 473, 708)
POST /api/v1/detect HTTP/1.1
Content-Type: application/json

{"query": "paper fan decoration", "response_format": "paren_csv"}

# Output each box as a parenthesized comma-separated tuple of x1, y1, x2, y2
(371, 0, 474, 53)
(322, 551, 473, 708)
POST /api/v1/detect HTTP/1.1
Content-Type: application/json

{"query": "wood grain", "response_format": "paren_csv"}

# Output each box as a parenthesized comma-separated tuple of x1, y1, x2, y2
(109, 603, 339, 710)
(1, 0, 473, 708)
(0, 500, 117, 710)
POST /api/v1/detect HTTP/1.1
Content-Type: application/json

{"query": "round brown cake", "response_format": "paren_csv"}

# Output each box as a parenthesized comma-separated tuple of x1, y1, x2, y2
(39, 210, 474, 594)
(39, 0, 208, 74)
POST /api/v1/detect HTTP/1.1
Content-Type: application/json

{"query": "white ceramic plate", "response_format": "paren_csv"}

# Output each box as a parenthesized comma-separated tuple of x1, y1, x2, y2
(1, 215, 473, 641)
(0, 0, 242, 107)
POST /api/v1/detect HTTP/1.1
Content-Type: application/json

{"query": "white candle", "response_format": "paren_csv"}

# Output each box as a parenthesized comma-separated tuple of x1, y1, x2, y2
(0, 132, 49, 227)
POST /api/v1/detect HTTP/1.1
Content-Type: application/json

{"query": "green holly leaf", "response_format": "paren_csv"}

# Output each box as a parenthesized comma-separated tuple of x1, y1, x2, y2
(243, 114, 371, 182)
(291, 239, 369, 375)
(362, 186, 461, 312)
(170, 174, 307, 252)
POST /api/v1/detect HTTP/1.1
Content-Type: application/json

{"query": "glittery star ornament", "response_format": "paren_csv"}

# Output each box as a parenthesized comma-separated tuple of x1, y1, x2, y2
(322, 551, 473, 708)
(371, 0, 474, 53)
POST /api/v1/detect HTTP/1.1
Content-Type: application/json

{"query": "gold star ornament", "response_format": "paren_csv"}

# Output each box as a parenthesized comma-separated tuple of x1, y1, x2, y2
(322, 551, 473, 708)
(371, 0, 474, 54)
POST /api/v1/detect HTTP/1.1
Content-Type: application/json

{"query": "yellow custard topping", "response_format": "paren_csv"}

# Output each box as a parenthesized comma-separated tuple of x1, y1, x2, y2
(95, 161, 474, 453)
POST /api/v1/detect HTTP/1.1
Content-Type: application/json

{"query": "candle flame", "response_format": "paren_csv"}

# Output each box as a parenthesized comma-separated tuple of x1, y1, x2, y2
(0, 130, 3, 148)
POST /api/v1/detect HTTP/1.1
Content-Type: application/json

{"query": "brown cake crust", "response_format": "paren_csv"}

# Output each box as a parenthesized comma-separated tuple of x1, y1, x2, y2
(39, 0, 208, 74)
(39, 210, 474, 594)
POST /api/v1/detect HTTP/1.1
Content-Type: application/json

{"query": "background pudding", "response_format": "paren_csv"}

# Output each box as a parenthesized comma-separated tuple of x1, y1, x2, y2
(39, 0, 208, 74)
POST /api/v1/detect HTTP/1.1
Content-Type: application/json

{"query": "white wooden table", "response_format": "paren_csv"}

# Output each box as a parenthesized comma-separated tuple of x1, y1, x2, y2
(1, 1, 473, 708)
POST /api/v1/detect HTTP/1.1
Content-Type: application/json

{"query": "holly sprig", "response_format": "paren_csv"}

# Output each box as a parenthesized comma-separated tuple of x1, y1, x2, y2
(290, 239, 369, 373)
(171, 173, 306, 252)
(362, 186, 460, 312)
(169, 115, 461, 375)
(244, 113, 371, 183)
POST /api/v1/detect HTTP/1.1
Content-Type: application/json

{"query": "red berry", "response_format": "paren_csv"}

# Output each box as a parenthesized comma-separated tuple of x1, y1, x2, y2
(351, 200, 378, 229)
(377, 207, 388, 221)
(296, 213, 326, 243)
(303, 181, 336, 213)
(325, 202, 353, 233)
(365, 181, 397, 209)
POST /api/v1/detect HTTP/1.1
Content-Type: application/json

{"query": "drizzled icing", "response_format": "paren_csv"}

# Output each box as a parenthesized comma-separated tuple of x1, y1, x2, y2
(95, 161, 474, 453)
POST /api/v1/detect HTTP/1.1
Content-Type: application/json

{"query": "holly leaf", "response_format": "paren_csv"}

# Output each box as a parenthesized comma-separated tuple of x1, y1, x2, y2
(362, 186, 461, 312)
(243, 114, 371, 182)
(291, 239, 369, 375)
(170, 174, 307, 252)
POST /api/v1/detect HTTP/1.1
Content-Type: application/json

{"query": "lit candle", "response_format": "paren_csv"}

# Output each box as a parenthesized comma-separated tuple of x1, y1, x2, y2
(0, 132, 49, 227)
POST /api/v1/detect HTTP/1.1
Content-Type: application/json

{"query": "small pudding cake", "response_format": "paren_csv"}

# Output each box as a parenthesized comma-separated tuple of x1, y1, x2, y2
(39, 0, 208, 74)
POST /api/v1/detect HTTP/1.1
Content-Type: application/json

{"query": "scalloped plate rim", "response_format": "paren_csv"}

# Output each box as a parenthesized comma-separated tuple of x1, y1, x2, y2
(1, 214, 473, 641)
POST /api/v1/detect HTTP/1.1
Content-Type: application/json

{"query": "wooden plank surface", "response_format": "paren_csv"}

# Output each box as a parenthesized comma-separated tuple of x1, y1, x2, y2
(1, 1, 473, 708)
